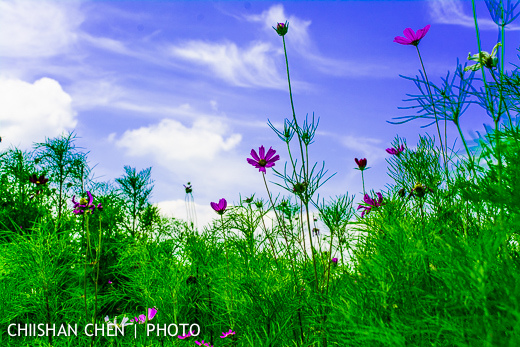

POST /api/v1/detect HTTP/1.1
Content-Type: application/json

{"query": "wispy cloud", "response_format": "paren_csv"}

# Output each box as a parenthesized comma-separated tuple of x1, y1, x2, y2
(168, 40, 286, 89)
(0, 77, 77, 148)
(0, 0, 83, 58)
(245, 4, 397, 78)
(428, 0, 520, 31)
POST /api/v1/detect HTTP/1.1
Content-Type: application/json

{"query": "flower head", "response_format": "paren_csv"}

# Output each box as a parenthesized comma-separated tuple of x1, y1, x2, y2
(332, 257, 338, 265)
(394, 24, 431, 46)
(211, 198, 227, 215)
(195, 340, 213, 347)
(354, 158, 368, 170)
(135, 307, 157, 324)
(108, 280, 113, 284)
(184, 182, 193, 194)
(220, 329, 236, 338)
(178, 330, 194, 339)
(72, 191, 99, 215)
(357, 192, 383, 218)
(386, 144, 405, 156)
(29, 174, 49, 186)
(247, 145, 280, 173)
(464, 42, 501, 71)
(273, 21, 289, 36)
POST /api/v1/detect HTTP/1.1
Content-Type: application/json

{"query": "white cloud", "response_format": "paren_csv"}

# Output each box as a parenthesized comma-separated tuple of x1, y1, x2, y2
(428, 0, 520, 30)
(168, 40, 286, 89)
(0, 0, 83, 57)
(0, 77, 77, 148)
(115, 117, 241, 161)
(246, 4, 312, 48)
(156, 199, 217, 230)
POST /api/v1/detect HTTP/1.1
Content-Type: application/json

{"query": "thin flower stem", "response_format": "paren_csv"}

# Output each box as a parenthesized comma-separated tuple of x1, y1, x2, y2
(361, 170, 366, 196)
(220, 214, 234, 327)
(259, 211, 283, 276)
(262, 173, 299, 282)
(92, 217, 103, 347)
(415, 46, 449, 183)
(282, 36, 307, 180)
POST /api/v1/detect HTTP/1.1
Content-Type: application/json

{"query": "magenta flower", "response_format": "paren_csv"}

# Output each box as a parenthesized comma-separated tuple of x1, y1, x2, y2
(178, 330, 193, 339)
(273, 21, 289, 36)
(211, 198, 227, 215)
(220, 329, 236, 338)
(108, 280, 112, 284)
(247, 145, 280, 174)
(72, 191, 99, 215)
(354, 158, 367, 170)
(357, 192, 383, 218)
(394, 25, 431, 46)
(332, 257, 338, 265)
(135, 307, 157, 324)
(386, 144, 405, 156)
(195, 340, 213, 347)
(29, 174, 49, 186)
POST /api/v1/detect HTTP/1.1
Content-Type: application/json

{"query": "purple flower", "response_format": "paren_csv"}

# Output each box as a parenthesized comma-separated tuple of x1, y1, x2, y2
(195, 340, 213, 347)
(273, 21, 289, 36)
(386, 144, 405, 156)
(108, 280, 112, 284)
(135, 307, 157, 324)
(220, 329, 236, 338)
(210, 198, 227, 215)
(394, 25, 431, 46)
(332, 257, 338, 265)
(72, 191, 98, 215)
(354, 158, 367, 170)
(247, 145, 280, 174)
(178, 330, 193, 339)
(357, 192, 383, 218)
(29, 174, 49, 186)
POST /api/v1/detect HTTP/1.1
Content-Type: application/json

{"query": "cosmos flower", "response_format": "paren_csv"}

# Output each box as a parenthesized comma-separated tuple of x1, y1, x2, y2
(357, 192, 384, 218)
(72, 191, 97, 215)
(211, 198, 227, 215)
(332, 257, 338, 265)
(464, 42, 501, 71)
(247, 145, 280, 174)
(220, 329, 236, 338)
(354, 158, 368, 170)
(29, 174, 49, 186)
(394, 24, 431, 46)
(178, 330, 193, 339)
(273, 21, 289, 36)
(135, 307, 158, 324)
(195, 340, 213, 347)
(386, 145, 405, 155)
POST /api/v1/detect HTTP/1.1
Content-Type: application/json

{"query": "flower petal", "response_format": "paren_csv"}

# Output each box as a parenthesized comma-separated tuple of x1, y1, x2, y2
(250, 149, 260, 162)
(258, 145, 265, 159)
(393, 36, 411, 45)
(264, 147, 276, 161)
(403, 28, 416, 41)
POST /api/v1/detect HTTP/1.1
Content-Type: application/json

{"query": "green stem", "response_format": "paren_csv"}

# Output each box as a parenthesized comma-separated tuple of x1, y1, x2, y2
(415, 46, 449, 183)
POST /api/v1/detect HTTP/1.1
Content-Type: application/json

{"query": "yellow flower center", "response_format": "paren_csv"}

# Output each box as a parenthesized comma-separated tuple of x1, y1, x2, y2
(258, 159, 267, 166)
(80, 198, 88, 205)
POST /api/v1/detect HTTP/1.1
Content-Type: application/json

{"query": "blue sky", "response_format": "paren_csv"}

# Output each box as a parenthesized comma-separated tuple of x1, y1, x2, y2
(1, 0, 519, 228)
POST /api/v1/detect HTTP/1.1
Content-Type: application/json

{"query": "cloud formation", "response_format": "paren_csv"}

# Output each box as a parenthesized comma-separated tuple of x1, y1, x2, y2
(0, 77, 78, 148)
(168, 40, 286, 89)
(0, 0, 83, 57)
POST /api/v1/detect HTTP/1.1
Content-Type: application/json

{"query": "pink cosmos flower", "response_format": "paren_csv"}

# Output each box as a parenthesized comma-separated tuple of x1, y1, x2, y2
(178, 330, 193, 339)
(135, 307, 157, 324)
(108, 280, 112, 284)
(332, 257, 338, 265)
(394, 25, 431, 46)
(195, 340, 213, 347)
(247, 145, 280, 174)
(357, 192, 383, 218)
(386, 144, 405, 155)
(211, 198, 227, 215)
(220, 329, 236, 338)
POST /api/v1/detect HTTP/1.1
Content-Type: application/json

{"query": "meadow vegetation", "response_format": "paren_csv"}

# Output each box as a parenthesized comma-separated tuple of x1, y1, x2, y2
(1, 1, 520, 346)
